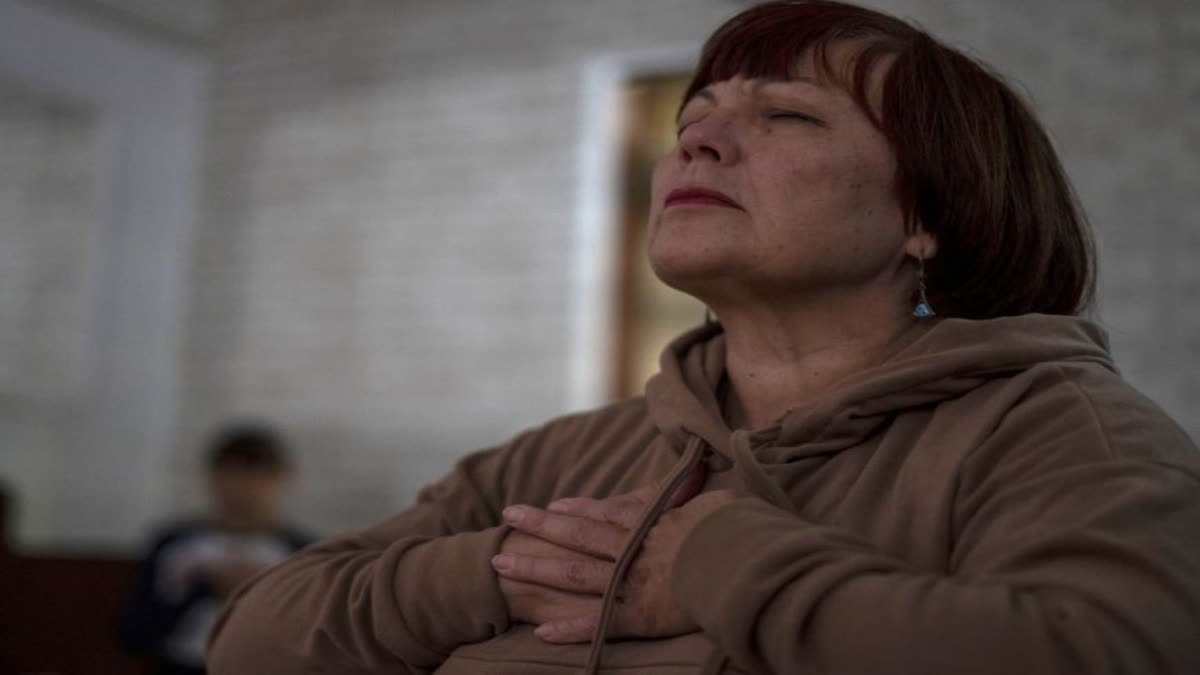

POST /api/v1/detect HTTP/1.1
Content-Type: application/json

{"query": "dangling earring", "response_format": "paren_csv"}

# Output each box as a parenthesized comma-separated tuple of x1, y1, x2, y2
(912, 256, 935, 318)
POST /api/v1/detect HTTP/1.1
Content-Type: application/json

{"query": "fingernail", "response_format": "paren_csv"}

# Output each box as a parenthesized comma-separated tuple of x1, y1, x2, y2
(546, 499, 569, 512)
(534, 625, 553, 640)
(502, 506, 526, 525)
(491, 553, 513, 572)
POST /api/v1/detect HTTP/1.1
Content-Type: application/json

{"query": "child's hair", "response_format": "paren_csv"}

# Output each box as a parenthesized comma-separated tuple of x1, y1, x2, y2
(206, 423, 291, 472)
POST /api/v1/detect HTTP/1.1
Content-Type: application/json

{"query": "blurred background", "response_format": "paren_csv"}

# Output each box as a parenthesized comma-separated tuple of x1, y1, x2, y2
(0, 0, 1196, 670)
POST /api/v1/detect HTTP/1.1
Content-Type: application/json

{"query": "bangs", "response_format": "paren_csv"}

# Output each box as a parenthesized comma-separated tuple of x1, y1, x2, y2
(681, 1, 917, 126)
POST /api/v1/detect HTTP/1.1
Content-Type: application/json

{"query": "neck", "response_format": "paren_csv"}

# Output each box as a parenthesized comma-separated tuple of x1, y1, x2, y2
(715, 297, 920, 429)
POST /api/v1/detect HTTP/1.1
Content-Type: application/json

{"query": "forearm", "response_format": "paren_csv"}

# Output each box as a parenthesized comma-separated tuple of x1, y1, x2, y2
(674, 499, 1195, 675)
(208, 527, 511, 674)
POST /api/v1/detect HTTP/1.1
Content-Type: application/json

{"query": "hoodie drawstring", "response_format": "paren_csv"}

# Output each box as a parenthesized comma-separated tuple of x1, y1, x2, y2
(583, 436, 707, 674)
(730, 429, 797, 515)
(582, 432, 789, 673)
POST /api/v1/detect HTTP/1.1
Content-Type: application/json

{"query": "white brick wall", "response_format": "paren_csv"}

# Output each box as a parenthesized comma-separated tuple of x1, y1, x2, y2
(0, 87, 95, 400)
(181, 0, 1200, 536)
(0, 87, 98, 545)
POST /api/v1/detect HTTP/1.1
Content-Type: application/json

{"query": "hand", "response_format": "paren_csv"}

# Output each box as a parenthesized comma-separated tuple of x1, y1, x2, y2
(534, 489, 739, 643)
(494, 529, 606, 626)
(493, 464, 725, 642)
(198, 558, 267, 597)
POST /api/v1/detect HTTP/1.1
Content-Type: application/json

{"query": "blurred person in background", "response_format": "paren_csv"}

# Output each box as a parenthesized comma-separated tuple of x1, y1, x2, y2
(120, 423, 312, 675)
(208, 1, 1200, 673)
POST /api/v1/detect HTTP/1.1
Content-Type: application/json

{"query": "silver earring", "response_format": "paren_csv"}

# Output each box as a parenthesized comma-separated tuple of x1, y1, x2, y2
(913, 257, 935, 318)
(704, 308, 715, 324)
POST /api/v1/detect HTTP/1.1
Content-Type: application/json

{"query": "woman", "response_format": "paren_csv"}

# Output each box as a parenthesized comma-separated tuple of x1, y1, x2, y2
(208, 2, 1200, 674)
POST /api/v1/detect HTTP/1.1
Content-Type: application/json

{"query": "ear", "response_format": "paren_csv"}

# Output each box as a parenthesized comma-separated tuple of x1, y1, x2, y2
(904, 228, 938, 260)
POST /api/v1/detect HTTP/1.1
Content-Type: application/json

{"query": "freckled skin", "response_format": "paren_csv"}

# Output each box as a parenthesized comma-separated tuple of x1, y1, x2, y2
(648, 44, 932, 309)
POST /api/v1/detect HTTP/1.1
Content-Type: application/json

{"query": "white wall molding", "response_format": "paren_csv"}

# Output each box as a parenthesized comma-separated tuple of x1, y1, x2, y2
(0, 0, 207, 551)
(567, 42, 700, 409)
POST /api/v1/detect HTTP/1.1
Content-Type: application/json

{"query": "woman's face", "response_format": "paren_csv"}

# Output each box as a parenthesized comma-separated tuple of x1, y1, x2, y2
(648, 46, 926, 307)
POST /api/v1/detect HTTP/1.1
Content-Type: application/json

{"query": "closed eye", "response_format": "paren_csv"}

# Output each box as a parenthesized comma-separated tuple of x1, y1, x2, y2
(765, 110, 825, 126)
(676, 123, 699, 139)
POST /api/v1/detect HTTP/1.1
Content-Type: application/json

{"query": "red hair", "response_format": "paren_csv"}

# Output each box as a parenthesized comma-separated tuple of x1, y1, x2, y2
(685, 0, 1095, 318)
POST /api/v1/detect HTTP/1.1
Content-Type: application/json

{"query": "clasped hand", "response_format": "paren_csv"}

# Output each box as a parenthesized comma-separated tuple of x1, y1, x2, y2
(491, 467, 737, 643)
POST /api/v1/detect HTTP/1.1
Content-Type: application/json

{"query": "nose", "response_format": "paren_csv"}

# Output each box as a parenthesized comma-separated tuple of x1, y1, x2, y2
(676, 113, 739, 166)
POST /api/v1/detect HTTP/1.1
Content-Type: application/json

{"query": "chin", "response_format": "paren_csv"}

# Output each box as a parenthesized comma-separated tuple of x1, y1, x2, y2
(647, 248, 724, 296)
(647, 216, 745, 290)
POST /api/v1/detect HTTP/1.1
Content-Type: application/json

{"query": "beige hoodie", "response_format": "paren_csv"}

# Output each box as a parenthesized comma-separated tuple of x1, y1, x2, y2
(208, 314, 1200, 674)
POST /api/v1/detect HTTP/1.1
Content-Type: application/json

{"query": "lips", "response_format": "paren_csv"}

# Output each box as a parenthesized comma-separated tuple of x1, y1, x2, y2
(664, 186, 743, 210)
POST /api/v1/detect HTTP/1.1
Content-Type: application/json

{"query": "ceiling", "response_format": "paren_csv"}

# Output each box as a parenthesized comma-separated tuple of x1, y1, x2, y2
(28, 0, 217, 46)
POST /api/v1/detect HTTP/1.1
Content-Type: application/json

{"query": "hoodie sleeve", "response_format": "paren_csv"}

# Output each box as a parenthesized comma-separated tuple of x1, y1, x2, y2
(207, 422, 572, 675)
(672, 372, 1200, 674)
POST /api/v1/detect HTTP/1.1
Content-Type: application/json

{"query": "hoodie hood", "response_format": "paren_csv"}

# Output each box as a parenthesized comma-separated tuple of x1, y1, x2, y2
(645, 314, 1116, 470)
(579, 313, 1122, 674)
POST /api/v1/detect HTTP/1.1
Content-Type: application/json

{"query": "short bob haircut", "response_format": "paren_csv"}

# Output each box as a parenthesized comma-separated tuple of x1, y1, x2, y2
(683, 0, 1095, 319)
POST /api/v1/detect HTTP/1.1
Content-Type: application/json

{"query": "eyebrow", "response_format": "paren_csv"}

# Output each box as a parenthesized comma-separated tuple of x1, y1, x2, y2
(679, 76, 825, 119)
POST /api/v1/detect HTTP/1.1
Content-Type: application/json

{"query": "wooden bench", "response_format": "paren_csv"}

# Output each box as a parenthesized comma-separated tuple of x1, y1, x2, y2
(0, 491, 153, 675)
